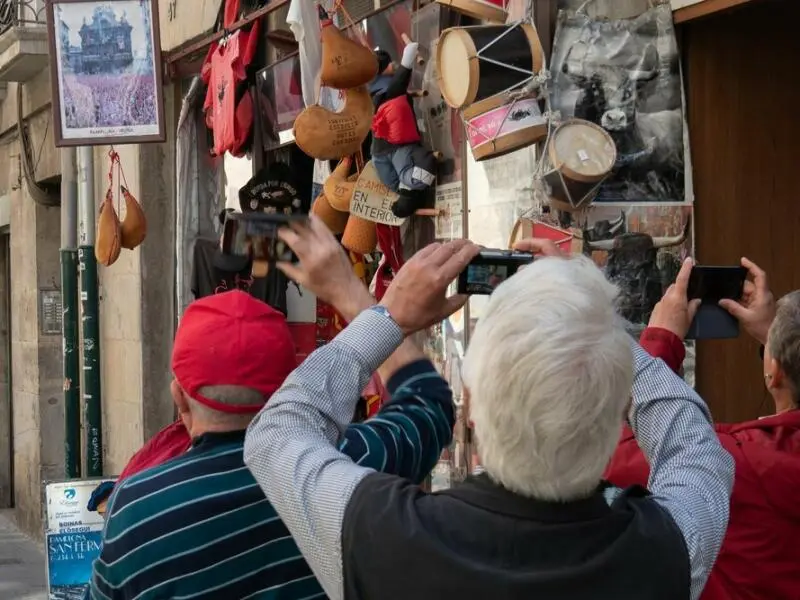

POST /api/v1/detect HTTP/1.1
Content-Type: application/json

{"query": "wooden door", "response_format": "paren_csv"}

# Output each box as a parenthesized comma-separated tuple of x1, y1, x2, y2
(682, 0, 800, 421)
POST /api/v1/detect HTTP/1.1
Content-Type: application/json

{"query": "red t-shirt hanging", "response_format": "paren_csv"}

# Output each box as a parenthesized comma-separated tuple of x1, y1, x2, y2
(202, 21, 260, 157)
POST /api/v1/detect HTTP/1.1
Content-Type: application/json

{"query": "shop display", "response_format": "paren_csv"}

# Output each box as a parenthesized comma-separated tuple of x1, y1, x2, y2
(435, 0, 509, 23)
(119, 186, 147, 250)
(293, 86, 374, 160)
(342, 214, 379, 256)
(462, 93, 547, 161)
(550, 2, 686, 203)
(202, 20, 261, 158)
(319, 6, 379, 89)
(543, 118, 617, 210)
(96, 150, 143, 266)
(437, 23, 544, 110)
(370, 37, 438, 218)
(255, 56, 304, 151)
(96, 190, 122, 267)
(311, 192, 349, 234)
(323, 158, 358, 211)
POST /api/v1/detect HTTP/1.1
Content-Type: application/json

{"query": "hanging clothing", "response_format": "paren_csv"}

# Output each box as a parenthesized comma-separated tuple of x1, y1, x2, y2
(202, 22, 260, 157)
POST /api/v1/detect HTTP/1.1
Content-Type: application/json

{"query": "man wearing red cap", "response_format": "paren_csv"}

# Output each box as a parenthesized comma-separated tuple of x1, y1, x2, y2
(87, 256, 461, 598)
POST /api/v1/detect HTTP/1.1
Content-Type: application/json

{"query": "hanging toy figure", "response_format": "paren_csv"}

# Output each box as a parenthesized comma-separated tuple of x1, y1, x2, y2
(370, 37, 438, 218)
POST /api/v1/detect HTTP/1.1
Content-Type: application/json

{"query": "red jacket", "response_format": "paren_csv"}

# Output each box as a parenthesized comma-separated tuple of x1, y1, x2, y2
(606, 328, 800, 600)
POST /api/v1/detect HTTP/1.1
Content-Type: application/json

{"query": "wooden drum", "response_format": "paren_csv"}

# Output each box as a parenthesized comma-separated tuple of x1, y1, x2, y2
(435, 0, 508, 24)
(462, 94, 547, 161)
(437, 23, 544, 110)
(545, 119, 617, 209)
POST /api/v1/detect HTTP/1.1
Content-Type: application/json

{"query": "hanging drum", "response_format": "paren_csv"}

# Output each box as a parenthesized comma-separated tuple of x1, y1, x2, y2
(434, 0, 508, 24)
(544, 119, 617, 210)
(462, 93, 547, 161)
(436, 23, 544, 110)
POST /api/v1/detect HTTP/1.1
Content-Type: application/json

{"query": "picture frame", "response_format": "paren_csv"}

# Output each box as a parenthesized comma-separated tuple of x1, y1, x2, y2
(45, 0, 166, 147)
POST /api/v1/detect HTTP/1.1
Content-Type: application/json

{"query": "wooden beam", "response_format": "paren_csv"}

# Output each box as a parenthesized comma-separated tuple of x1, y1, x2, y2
(165, 0, 289, 65)
(673, 0, 766, 24)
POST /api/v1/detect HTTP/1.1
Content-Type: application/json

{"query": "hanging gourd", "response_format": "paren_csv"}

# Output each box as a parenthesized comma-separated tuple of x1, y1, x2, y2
(319, 5, 378, 89)
(119, 186, 147, 250)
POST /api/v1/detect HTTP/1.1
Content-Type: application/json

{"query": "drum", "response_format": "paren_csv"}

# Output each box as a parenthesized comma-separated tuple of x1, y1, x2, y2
(545, 119, 616, 209)
(462, 94, 547, 161)
(437, 23, 544, 110)
(435, 0, 508, 23)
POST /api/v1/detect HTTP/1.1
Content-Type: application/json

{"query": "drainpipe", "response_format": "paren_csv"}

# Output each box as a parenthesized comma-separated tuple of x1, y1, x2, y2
(78, 147, 103, 477)
(60, 147, 81, 478)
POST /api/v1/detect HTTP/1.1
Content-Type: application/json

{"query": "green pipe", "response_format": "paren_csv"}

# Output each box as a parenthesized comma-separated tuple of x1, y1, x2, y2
(78, 246, 103, 477)
(61, 249, 81, 478)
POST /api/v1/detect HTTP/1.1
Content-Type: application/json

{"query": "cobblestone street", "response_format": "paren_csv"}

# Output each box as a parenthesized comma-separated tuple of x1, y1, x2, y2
(0, 511, 47, 600)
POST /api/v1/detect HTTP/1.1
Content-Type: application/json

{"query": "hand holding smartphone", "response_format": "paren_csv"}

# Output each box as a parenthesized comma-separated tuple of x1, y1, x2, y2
(685, 265, 747, 340)
(457, 249, 534, 295)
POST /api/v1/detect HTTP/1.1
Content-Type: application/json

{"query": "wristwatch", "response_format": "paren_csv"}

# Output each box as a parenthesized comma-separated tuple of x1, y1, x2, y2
(368, 304, 395, 322)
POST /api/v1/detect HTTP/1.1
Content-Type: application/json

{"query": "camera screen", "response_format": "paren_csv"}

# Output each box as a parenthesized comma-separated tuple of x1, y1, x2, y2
(464, 264, 510, 294)
(221, 218, 295, 264)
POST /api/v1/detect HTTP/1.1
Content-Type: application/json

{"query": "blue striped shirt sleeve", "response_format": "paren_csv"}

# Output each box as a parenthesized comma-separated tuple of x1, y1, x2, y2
(628, 343, 734, 600)
(340, 359, 455, 484)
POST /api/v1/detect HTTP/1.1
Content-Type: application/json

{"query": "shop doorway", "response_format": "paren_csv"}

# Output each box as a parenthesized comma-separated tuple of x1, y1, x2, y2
(682, 0, 800, 421)
(0, 232, 12, 507)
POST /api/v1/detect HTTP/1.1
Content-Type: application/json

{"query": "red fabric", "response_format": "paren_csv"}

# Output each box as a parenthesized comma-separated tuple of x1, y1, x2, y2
(224, 0, 240, 28)
(606, 327, 800, 600)
(372, 96, 421, 146)
(374, 225, 405, 301)
(202, 21, 260, 157)
(117, 420, 192, 483)
(172, 290, 297, 414)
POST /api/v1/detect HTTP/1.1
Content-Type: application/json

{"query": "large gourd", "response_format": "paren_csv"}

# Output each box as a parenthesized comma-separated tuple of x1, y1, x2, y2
(319, 5, 378, 89)
(119, 186, 147, 250)
(95, 190, 122, 267)
(293, 86, 374, 160)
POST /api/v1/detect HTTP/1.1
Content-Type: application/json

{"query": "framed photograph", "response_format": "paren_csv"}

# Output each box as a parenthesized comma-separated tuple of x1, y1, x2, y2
(45, 0, 166, 147)
(255, 54, 304, 151)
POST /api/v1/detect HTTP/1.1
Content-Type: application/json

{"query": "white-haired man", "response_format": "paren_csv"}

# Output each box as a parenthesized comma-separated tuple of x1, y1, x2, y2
(244, 219, 734, 600)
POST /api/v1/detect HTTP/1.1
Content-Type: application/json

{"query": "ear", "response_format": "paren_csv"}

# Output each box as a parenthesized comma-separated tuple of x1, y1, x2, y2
(767, 358, 784, 390)
(171, 380, 192, 429)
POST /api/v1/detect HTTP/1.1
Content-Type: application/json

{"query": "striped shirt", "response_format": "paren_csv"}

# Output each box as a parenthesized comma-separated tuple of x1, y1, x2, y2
(243, 307, 734, 600)
(88, 358, 454, 600)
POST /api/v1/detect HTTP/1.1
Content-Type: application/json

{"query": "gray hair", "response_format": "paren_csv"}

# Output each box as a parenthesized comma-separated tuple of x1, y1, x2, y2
(462, 255, 633, 502)
(767, 290, 800, 405)
(188, 385, 265, 428)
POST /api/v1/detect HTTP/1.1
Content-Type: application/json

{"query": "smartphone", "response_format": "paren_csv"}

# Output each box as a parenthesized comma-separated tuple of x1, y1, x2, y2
(457, 249, 534, 295)
(685, 265, 747, 340)
(687, 266, 747, 304)
(220, 212, 308, 264)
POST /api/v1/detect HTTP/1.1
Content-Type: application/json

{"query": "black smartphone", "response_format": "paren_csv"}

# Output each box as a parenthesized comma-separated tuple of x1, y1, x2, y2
(457, 249, 534, 295)
(687, 266, 747, 304)
(685, 266, 747, 340)
(221, 212, 308, 264)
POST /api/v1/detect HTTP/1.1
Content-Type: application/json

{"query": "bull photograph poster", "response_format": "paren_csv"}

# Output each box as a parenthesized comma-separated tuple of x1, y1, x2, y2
(46, 0, 166, 147)
(550, 3, 686, 204)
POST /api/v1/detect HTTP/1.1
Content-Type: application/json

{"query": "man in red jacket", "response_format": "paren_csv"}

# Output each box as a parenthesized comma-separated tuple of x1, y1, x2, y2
(606, 257, 800, 600)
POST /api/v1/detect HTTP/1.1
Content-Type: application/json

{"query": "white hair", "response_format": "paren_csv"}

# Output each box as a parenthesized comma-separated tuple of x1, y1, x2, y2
(462, 255, 633, 502)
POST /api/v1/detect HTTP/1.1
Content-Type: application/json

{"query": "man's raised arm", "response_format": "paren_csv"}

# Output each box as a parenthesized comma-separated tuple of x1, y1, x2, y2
(628, 258, 734, 600)
(243, 216, 479, 599)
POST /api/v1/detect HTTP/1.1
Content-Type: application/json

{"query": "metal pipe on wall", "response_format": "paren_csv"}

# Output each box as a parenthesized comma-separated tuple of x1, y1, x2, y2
(60, 147, 81, 479)
(78, 146, 103, 477)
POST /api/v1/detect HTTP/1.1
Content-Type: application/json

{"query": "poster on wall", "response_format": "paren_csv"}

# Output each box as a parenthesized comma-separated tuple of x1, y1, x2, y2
(46, 0, 165, 147)
(45, 479, 115, 599)
(550, 3, 685, 203)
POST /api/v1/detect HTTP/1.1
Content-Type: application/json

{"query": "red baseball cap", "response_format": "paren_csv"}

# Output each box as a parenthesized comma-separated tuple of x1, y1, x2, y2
(172, 290, 297, 414)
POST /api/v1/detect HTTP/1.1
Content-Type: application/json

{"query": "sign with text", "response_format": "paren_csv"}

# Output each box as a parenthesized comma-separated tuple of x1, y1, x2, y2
(351, 161, 405, 227)
(45, 479, 115, 599)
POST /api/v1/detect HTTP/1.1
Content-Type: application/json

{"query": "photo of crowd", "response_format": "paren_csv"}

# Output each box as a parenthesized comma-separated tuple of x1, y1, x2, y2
(49, 0, 163, 145)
